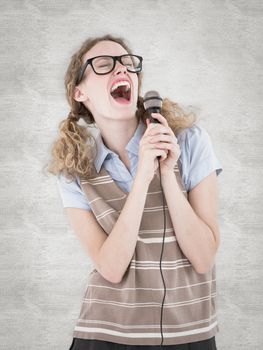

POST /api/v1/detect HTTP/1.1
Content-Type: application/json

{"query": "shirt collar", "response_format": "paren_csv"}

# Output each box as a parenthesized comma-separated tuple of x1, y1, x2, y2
(93, 119, 146, 173)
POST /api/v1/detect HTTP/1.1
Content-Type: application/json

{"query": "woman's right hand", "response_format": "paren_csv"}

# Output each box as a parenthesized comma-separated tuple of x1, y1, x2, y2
(136, 118, 168, 184)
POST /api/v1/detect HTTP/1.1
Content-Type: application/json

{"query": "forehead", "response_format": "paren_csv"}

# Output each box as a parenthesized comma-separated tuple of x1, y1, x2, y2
(82, 40, 129, 62)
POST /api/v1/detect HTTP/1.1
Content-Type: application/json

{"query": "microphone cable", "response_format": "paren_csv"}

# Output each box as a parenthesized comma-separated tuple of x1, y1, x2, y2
(157, 156, 167, 348)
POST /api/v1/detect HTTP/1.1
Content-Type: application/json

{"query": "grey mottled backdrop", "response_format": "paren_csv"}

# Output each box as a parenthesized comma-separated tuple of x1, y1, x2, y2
(1, 1, 262, 349)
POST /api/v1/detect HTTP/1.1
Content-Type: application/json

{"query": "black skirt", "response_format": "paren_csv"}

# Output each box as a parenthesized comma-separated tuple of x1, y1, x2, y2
(68, 336, 217, 350)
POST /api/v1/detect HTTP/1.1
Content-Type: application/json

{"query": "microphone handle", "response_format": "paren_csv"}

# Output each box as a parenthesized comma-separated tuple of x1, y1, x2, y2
(147, 107, 162, 124)
(147, 107, 162, 159)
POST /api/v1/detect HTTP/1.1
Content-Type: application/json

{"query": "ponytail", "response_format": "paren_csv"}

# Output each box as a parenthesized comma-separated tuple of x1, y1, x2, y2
(45, 111, 97, 182)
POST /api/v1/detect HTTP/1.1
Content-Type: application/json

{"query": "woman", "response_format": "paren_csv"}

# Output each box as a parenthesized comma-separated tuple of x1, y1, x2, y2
(48, 34, 222, 349)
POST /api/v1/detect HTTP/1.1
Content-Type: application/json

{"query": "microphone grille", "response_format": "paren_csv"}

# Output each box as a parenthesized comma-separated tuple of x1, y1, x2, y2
(143, 90, 162, 110)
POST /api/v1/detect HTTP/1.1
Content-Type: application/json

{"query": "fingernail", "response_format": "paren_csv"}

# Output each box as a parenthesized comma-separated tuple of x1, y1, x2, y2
(149, 123, 157, 129)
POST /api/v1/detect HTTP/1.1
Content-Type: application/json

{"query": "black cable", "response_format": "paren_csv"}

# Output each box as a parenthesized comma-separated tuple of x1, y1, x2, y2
(157, 157, 167, 348)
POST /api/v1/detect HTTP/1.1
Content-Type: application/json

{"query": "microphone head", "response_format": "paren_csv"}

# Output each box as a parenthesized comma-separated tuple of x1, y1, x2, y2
(143, 90, 163, 111)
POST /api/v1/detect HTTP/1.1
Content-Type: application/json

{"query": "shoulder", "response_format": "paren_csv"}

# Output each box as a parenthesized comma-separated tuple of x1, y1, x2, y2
(176, 124, 213, 163)
(57, 173, 81, 190)
(176, 124, 223, 192)
(176, 124, 210, 148)
(56, 173, 91, 210)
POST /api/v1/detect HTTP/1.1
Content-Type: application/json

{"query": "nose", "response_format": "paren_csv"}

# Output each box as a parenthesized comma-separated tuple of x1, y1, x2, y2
(113, 60, 128, 75)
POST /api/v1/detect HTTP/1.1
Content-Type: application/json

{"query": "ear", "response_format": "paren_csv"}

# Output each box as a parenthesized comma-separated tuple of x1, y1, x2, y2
(73, 86, 89, 102)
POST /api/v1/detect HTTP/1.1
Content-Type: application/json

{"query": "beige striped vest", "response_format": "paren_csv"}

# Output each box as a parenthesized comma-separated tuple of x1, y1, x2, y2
(73, 162, 219, 346)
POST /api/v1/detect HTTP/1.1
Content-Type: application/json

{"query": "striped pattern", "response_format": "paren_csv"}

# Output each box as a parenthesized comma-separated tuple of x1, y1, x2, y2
(73, 163, 219, 346)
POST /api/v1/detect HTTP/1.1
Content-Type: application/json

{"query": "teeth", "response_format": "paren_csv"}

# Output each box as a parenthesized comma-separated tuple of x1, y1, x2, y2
(110, 80, 130, 93)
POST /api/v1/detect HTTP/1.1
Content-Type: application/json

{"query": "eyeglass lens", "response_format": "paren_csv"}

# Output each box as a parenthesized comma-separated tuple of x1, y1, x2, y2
(92, 55, 141, 74)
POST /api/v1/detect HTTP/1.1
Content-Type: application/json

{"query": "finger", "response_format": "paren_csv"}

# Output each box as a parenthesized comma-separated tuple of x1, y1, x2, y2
(146, 121, 159, 135)
(159, 150, 168, 161)
(146, 118, 151, 127)
(149, 128, 176, 142)
(148, 125, 170, 136)
(155, 142, 173, 150)
(149, 134, 173, 143)
(155, 142, 181, 155)
(151, 113, 169, 127)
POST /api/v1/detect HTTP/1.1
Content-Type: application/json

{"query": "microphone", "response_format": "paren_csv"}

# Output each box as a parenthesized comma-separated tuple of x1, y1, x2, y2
(143, 90, 163, 159)
(143, 90, 163, 124)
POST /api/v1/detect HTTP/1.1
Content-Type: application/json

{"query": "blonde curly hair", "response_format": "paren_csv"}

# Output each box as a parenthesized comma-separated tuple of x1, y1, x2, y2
(45, 34, 198, 182)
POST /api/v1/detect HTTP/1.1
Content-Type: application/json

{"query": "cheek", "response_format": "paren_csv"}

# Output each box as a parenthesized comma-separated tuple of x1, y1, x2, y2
(87, 81, 107, 101)
(132, 77, 139, 95)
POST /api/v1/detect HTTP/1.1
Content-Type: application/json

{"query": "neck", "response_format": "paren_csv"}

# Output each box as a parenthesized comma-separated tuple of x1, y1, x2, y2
(97, 116, 139, 158)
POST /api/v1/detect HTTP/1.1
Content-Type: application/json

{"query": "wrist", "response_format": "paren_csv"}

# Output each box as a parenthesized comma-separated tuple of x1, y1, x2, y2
(159, 169, 181, 189)
(160, 168, 175, 178)
(134, 171, 152, 189)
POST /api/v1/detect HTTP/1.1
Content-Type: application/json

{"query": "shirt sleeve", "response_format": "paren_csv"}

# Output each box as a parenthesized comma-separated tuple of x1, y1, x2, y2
(56, 174, 91, 211)
(179, 124, 223, 192)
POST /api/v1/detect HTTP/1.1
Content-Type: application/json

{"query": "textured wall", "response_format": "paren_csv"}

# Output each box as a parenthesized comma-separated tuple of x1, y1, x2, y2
(1, 0, 262, 349)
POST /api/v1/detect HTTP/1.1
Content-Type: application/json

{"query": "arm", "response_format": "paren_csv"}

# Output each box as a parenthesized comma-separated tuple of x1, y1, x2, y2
(161, 170, 221, 274)
(65, 175, 149, 284)
(98, 175, 149, 283)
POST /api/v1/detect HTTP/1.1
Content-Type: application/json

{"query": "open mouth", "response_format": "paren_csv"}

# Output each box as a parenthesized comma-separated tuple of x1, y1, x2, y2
(110, 82, 131, 103)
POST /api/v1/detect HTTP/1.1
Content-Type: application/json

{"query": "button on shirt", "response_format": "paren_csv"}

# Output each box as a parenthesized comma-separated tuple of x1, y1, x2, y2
(56, 121, 223, 211)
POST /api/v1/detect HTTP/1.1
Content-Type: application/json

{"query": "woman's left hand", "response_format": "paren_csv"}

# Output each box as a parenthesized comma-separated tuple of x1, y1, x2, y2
(146, 113, 181, 175)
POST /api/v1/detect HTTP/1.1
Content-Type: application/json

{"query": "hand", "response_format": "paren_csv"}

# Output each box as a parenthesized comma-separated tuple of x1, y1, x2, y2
(146, 113, 181, 175)
(136, 116, 169, 184)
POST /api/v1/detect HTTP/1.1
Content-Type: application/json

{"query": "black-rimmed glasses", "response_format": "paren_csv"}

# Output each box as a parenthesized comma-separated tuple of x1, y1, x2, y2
(76, 54, 143, 84)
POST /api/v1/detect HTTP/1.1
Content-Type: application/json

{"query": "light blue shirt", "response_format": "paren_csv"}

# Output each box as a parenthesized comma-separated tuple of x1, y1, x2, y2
(56, 120, 223, 211)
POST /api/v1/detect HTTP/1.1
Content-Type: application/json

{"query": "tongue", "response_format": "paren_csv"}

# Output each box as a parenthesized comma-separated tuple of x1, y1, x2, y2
(113, 96, 129, 103)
